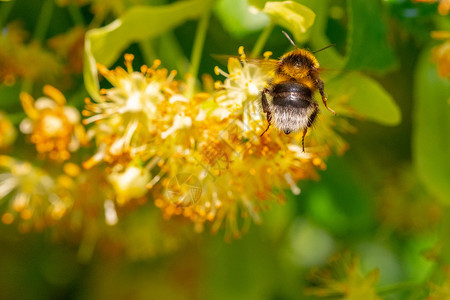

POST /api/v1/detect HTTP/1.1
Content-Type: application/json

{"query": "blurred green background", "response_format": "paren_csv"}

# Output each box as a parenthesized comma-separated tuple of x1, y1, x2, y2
(0, 0, 449, 299)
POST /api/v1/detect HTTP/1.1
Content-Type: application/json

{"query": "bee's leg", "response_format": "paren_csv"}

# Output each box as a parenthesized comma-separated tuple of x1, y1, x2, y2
(302, 105, 319, 152)
(260, 89, 271, 137)
(302, 128, 307, 152)
(311, 71, 336, 115)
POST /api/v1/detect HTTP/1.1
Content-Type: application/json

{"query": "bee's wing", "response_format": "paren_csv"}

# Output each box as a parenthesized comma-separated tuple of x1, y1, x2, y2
(212, 55, 278, 69)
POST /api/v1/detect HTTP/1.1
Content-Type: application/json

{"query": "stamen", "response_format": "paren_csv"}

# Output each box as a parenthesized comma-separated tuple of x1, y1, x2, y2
(147, 170, 163, 189)
(140, 65, 148, 75)
(284, 173, 301, 195)
(83, 114, 105, 124)
(152, 59, 161, 69)
(263, 51, 273, 59)
(104, 200, 118, 226)
(124, 54, 135, 73)
(43, 85, 67, 106)
(19, 92, 39, 119)
(168, 70, 177, 81)
(215, 66, 230, 78)
(145, 156, 162, 171)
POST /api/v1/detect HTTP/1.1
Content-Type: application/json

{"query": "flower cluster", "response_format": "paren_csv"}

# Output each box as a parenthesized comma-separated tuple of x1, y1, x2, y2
(82, 50, 345, 238)
(1, 47, 349, 238)
(305, 252, 381, 300)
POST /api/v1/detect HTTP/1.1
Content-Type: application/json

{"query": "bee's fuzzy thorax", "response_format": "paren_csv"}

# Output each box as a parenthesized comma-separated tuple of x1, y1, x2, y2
(276, 49, 319, 89)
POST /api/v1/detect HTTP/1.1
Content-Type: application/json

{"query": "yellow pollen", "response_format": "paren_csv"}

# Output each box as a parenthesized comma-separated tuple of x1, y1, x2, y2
(20, 92, 39, 120)
(238, 46, 244, 55)
(152, 59, 161, 69)
(140, 65, 148, 74)
(43, 85, 67, 106)
(312, 157, 322, 166)
(97, 63, 108, 75)
(2, 213, 14, 224)
(124, 53, 135, 63)
(263, 51, 273, 59)
(21, 209, 32, 220)
(63, 162, 81, 177)
(155, 198, 164, 208)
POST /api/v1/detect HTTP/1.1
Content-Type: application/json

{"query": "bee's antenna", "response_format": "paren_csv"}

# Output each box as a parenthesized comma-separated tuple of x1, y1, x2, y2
(282, 31, 297, 48)
(312, 44, 336, 54)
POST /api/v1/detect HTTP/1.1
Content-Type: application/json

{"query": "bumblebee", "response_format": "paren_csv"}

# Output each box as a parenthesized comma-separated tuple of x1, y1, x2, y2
(260, 32, 336, 151)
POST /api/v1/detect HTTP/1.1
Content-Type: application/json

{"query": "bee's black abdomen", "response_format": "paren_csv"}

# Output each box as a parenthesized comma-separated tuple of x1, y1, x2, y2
(271, 82, 312, 108)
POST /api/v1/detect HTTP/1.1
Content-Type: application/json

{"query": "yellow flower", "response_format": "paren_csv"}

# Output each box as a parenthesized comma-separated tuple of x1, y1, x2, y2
(20, 85, 87, 161)
(0, 156, 71, 230)
(82, 54, 185, 168)
(0, 111, 17, 149)
(108, 164, 151, 206)
(305, 252, 381, 300)
(214, 47, 272, 111)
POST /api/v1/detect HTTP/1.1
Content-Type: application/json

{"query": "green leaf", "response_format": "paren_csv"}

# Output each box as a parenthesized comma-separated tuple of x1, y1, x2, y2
(214, 0, 270, 38)
(344, 0, 396, 72)
(327, 72, 401, 126)
(84, 0, 212, 99)
(263, 1, 315, 42)
(413, 47, 450, 204)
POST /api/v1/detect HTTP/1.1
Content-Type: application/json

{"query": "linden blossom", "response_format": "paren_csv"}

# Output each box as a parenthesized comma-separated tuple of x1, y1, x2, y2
(82, 54, 183, 169)
(19, 85, 87, 161)
(0, 156, 71, 228)
(77, 50, 342, 238)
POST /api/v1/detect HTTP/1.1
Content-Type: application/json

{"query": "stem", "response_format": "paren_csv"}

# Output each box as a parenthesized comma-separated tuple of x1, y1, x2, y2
(77, 222, 99, 263)
(139, 40, 157, 66)
(186, 3, 212, 99)
(68, 2, 85, 26)
(22, 0, 54, 93)
(250, 22, 274, 58)
(0, 1, 14, 28)
(160, 33, 189, 76)
(33, 0, 54, 42)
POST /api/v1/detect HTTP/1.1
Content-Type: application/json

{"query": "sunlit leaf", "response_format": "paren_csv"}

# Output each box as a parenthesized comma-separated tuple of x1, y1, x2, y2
(344, 0, 396, 72)
(214, 0, 270, 38)
(327, 73, 401, 126)
(263, 1, 315, 42)
(84, 0, 212, 99)
(413, 47, 450, 204)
